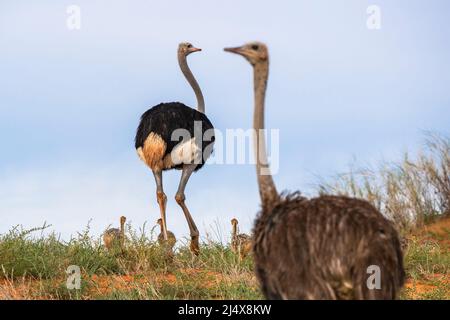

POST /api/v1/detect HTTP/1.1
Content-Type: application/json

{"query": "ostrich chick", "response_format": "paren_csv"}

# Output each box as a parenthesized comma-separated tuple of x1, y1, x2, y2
(157, 218, 177, 250)
(231, 218, 252, 260)
(103, 216, 126, 250)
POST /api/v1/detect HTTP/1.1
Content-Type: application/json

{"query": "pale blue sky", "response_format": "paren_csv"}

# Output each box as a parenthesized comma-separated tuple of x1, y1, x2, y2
(0, 0, 449, 241)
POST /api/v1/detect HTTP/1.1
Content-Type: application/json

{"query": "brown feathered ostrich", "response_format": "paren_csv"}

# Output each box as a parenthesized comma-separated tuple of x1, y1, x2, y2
(224, 42, 405, 300)
(103, 216, 126, 250)
(156, 218, 177, 250)
(230, 218, 252, 260)
(135, 42, 215, 255)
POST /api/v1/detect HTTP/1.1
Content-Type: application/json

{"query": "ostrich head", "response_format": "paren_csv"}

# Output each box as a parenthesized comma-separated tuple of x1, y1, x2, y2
(224, 42, 268, 66)
(231, 218, 238, 226)
(156, 218, 162, 225)
(179, 42, 202, 56)
(120, 216, 126, 224)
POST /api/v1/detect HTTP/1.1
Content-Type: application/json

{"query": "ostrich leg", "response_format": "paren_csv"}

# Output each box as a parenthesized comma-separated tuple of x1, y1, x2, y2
(153, 170, 168, 241)
(175, 164, 200, 255)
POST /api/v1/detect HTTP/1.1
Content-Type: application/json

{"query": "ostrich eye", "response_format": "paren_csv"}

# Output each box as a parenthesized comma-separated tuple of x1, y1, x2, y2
(251, 44, 259, 50)
(187, 44, 192, 48)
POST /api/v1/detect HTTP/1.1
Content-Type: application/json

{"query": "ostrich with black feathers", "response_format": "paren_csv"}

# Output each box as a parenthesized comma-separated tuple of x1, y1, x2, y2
(224, 42, 405, 299)
(135, 42, 214, 255)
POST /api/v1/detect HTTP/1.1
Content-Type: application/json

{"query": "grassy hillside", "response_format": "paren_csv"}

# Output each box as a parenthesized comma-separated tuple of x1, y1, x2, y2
(0, 216, 448, 300)
(401, 216, 450, 299)
(0, 223, 261, 299)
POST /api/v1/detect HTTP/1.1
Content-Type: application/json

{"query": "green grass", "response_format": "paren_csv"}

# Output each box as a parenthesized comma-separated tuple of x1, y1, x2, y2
(0, 224, 122, 280)
(2, 218, 450, 300)
(1, 220, 448, 300)
(404, 239, 449, 280)
(0, 223, 263, 300)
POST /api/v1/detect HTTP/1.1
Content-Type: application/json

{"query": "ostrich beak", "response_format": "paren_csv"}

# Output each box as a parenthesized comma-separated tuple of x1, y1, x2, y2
(189, 47, 202, 53)
(224, 46, 244, 55)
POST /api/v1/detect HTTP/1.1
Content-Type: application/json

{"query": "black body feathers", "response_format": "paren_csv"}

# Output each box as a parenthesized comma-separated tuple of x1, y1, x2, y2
(135, 102, 215, 171)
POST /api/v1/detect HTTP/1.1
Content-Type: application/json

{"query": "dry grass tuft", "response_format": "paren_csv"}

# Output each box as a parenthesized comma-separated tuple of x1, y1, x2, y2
(318, 133, 449, 234)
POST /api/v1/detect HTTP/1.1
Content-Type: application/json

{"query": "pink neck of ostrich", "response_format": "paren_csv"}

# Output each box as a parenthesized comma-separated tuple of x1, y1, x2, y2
(253, 61, 279, 209)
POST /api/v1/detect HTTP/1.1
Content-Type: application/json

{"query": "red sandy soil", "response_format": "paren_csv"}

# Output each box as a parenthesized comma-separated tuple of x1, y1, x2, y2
(0, 269, 225, 299)
(418, 216, 450, 248)
(404, 274, 449, 299)
(88, 268, 224, 296)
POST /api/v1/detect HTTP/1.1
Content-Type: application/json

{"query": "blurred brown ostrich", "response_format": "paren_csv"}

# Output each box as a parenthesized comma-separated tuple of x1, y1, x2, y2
(157, 218, 177, 250)
(224, 42, 405, 300)
(230, 218, 252, 260)
(103, 216, 126, 250)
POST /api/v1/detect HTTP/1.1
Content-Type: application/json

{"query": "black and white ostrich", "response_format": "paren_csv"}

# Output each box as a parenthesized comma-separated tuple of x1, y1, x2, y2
(135, 42, 214, 255)
(224, 42, 405, 299)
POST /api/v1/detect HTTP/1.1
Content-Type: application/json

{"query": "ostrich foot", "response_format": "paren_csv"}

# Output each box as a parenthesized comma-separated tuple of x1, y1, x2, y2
(190, 235, 200, 256)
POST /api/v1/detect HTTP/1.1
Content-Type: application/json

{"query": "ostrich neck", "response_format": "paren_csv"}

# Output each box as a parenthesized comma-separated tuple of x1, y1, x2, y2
(232, 224, 237, 238)
(120, 221, 125, 235)
(253, 61, 278, 208)
(178, 53, 205, 113)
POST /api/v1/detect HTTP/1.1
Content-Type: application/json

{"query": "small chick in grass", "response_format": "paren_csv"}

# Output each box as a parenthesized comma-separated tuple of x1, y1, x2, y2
(157, 218, 177, 250)
(103, 216, 126, 250)
(231, 218, 252, 260)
